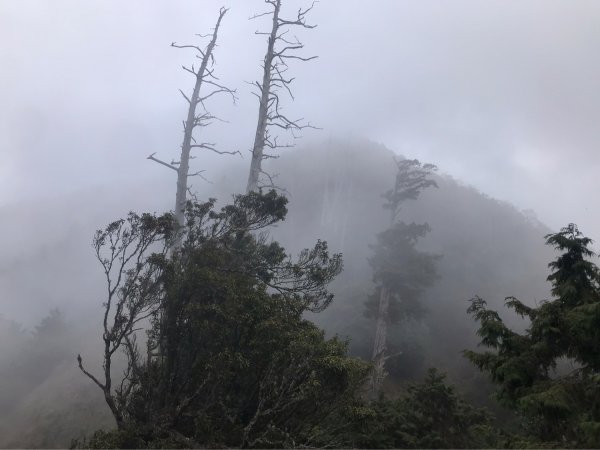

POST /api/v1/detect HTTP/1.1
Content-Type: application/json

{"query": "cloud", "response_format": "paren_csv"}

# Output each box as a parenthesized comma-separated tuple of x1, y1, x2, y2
(0, 0, 599, 232)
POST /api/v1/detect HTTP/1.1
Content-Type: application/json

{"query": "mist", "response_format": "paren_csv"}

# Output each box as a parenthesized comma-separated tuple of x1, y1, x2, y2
(1, 1, 599, 447)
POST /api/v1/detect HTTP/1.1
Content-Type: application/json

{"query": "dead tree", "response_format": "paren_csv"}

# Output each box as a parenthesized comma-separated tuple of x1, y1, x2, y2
(246, 0, 317, 193)
(148, 7, 237, 240)
(368, 158, 438, 399)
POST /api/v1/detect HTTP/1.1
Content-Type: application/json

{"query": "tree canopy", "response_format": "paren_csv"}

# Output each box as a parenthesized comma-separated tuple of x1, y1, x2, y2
(465, 224, 600, 447)
(79, 191, 368, 448)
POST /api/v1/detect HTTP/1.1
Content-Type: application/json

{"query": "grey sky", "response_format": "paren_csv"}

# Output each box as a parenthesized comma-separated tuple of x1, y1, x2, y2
(1, 0, 599, 235)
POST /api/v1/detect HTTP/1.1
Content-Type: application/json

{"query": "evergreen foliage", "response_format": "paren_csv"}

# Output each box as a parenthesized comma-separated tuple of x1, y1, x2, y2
(465, 223, 600, 447)
(366, 158, 440, 324)
(365, 222, 439, 323)
(365, 157, 440, 397)
(79, 191, 369, 448)
(382, 159, 438, 221)
(345, 369, 500, 449)
(6, 142, 589, 447)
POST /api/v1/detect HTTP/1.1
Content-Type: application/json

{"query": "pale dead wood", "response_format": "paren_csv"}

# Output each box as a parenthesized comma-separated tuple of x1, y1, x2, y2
(246, 0, 319, 193)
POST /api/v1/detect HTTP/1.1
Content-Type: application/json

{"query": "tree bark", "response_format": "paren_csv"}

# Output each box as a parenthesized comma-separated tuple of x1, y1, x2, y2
(369, 286, 390, 399)
(175, 8, 227, 230)
(246, 0, 280, 193)
(369, 165, 401, 399)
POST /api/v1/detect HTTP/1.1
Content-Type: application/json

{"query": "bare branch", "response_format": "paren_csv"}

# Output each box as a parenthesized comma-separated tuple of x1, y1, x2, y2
(77, 354, 105, 390)
(178, 89, 192, 105)
(257, 169, 284, 193)
(246, 0, 318, 192)
(278, 53, 318, 62)
(147, 153, 180, 172)
(171, 42, 205, 58)
(187, 169, 209, 181)
(250, 10, 274, 20)
(181, 65, 197, 76)
(190, 143, 241, 156)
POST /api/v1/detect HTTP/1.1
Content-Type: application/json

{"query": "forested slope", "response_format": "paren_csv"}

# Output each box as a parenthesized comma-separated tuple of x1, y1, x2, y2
(0, 138, 558, 447)
(265, 139, 554, 387)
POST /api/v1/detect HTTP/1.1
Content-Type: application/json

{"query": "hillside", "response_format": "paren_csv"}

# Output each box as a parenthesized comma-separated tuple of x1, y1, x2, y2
(0, 138, 558, 446)
(262, 138, 555, 395)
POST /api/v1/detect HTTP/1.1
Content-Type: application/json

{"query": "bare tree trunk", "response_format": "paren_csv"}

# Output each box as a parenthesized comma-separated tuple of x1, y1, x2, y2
(246, 0, 316, 193)
(246, 1, 280, 193)
(369, 286, 390, 399)
(368, 286, 393, 401)
(148, 7, 234, 242)
(368, 175, 400, 399)
(175, 8, 226, 230)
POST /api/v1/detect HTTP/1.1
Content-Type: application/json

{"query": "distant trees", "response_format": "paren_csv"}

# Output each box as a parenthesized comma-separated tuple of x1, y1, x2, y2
(0, 315, 26, 363)
(78, 191, 368, 448)
(348, 369, 500, 449)
(0, 310, 72, 430)
(70, 2, 600, 446)
(466, 223, 600, 447)
(367, 158, 439, 398)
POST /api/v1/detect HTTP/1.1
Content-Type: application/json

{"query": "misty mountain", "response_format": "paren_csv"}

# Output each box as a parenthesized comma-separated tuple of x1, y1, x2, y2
(261, 139, 555, 389)
(0, 138, 558, 446)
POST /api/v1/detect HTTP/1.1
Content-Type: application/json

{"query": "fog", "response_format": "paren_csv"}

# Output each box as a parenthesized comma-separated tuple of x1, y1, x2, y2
(2, 0, 598, 319)
(1, 1, 599, 447)
(2, 1, 600, 226)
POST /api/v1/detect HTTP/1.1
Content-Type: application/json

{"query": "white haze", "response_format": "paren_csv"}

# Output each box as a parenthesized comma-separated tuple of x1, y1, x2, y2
(0, 3, 598, 445)
(1, 1, 599, 312)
